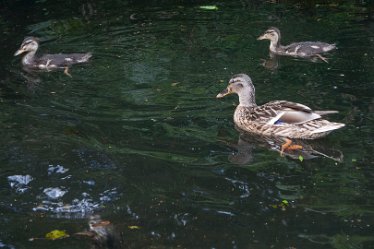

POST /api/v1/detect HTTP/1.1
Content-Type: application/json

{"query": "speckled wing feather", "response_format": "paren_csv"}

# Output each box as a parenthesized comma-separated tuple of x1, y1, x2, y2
(37, 53, 92, 68)
(284, 42, 336, 56)
(234, 104, 344, 139)
(238, 100, 322, 126)
(265, 100, 313, 113)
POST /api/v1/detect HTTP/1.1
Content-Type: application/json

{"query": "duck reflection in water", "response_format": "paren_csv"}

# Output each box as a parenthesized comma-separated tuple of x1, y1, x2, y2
(260, 52, 280, 70)
(260, 51, 332, 71)
(227, 128, 344, 165)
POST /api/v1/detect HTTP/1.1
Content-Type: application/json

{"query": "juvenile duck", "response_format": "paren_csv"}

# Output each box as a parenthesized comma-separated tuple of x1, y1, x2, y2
(257, 27, 336, 62)
(216, 74, 345, 140)
(14, 37, 92, 76)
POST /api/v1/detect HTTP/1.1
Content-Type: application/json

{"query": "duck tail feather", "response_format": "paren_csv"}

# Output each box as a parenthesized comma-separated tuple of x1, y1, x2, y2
(314, 110, 339, 115)
(311, 123, 345, 134)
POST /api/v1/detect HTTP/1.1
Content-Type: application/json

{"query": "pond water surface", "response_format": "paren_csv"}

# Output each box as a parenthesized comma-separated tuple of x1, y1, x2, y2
(0, 1, 373, 248)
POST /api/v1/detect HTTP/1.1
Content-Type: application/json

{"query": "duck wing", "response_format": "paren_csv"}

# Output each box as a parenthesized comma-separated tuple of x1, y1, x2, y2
(258, 101, 323, 125)
(37, 53, 92, 67)
(284, 42, 336, 56)
(235, 101, 344, 139)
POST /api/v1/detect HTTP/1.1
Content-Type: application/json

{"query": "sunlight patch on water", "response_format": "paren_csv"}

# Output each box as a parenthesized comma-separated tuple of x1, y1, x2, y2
(7, 175, 33, 193)
(33, 188, 119, 218)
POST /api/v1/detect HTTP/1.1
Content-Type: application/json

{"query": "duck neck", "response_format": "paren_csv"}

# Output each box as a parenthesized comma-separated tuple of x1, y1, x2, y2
(238, 91, 256, 107)
(269, 39, 280, 53)
(22, 51, 36, 66)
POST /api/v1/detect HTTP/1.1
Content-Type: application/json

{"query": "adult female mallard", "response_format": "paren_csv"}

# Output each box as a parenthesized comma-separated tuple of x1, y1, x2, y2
(216, 74, 345, 140)
(257, 27, 336, 62)
(14, 37, 92, 76)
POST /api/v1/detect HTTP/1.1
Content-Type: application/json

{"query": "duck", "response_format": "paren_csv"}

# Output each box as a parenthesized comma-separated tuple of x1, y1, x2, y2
(257, 27, 336, 62)
(216, 74, 345, 140)
(14, 37, 92, 76)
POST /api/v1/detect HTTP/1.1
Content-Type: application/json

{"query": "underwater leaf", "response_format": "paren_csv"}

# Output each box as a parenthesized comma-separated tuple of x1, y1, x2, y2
(128, 225, 141, 230)
(298, 155, 304, 162)
(45, 230, 69, 240)
(199, 5, 218, 11)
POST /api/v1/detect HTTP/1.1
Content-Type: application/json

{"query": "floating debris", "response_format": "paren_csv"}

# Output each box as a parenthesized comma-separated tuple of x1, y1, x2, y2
(76, 215, 123, 248)
(45, 230, 69, 240)
(199, 5, 218, 11)
(128, 225, 141, 230)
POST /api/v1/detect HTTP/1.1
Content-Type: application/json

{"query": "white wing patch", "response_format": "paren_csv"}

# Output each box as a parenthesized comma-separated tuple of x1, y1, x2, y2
(267, 110, 321, 125)
(65, 58, 73, 62)
(267, 112, 286, 125)
(311, 45, 320, 49)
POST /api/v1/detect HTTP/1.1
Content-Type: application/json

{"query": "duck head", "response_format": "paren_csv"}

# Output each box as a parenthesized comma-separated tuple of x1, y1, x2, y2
(14, 37, 39, 56)
(257, 27, 281, 47)
(216, 74, 256, 107)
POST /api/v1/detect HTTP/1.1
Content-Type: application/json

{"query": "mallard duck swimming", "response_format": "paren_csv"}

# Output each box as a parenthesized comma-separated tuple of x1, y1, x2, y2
(14, 37, 92, 76)
(257, 27, 336, 62)
(216, 74, 345, 139)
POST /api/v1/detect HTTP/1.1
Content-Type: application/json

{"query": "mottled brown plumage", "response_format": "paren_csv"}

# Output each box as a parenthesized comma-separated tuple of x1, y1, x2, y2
(216, 74, 345, 139)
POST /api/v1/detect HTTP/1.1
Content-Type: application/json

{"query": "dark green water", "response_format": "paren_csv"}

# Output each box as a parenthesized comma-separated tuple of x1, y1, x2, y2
(0, 1, 373, 248)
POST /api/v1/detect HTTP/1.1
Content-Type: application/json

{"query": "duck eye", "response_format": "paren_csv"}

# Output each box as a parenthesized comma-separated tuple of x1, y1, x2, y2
(237, 83, 243, 88)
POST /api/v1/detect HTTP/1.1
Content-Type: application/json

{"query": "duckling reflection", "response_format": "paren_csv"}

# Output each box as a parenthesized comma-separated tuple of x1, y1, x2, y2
(260, 51, 332, 71)
(260, 52, 280, 70)
(228, 129, 344, 165)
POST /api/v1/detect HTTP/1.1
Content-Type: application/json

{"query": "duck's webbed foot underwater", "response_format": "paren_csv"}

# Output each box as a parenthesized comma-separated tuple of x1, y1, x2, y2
(64, 67, 72, 77)
(44, 59, 52, 71)
(280, 138, 303, 156)
(315, 54, 329, 63)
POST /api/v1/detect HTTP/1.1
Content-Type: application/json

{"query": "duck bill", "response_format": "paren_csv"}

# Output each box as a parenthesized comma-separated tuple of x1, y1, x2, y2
(14, 48, 25, 56)
(257, 34, 266, 40)
(216, 88, 231, 98)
